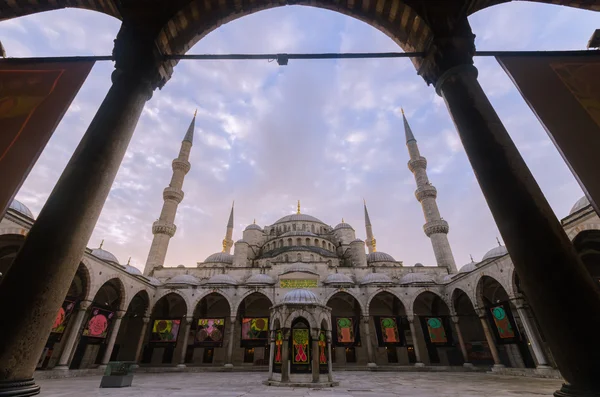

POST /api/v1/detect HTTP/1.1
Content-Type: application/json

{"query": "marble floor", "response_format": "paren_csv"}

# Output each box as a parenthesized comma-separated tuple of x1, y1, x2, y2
(37, 371, 563, 396)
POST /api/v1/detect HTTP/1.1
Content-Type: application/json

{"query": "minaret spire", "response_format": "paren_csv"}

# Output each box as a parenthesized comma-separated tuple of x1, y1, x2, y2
(143, 111, 195, 276)
(364, 199, 376, 254)
(222, 202, 234, 253)
(404, 111, 457, 273)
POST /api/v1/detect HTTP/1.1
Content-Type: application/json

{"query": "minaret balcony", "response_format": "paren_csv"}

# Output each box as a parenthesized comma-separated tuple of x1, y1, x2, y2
(415, 185, 437, 202)
(408, 156, 427, 173)
(163, 187, 184, 203)
(423, 219, 449, 237)
(152, 220, 177, 237)
(172, 159, 191, 173)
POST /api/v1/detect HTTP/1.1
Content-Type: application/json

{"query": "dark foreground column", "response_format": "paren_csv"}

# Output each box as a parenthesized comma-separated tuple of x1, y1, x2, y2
(422, 21, 600, 395)
(0, 64, 154, 395)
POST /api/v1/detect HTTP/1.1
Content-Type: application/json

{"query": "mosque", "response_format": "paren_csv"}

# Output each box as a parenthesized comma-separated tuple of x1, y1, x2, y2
(1, 111, 598, 382)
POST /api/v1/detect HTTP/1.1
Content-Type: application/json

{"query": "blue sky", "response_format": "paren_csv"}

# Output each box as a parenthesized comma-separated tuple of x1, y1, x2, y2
(1, 3, 597, 271)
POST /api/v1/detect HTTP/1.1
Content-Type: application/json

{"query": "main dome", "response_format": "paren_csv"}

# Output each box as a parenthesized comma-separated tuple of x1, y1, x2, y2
(204, 252, 234, 264)
(274, 214, 325, 224)
(9, 199, 34, 219)
(367, 251, 396, 263)
(282, 289, 319, 304)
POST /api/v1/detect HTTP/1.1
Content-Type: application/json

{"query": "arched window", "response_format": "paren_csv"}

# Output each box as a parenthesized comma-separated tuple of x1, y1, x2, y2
(297, 238, 302, 246)
(306, 238, 310, 246)
(297, 253, 302, 261)
(288, 238, 292, 246)
(310, 254, 314, 262)
(321, 241, 326, 248)
(314, 238, 318, 246)
(284, 254, 289, 262)
(270, 228, 274, 235)
(279, 240, 283, 248)
(311, 224, 315, 233)
(302, 224, 306, 231)
(293, 224, 296, 231)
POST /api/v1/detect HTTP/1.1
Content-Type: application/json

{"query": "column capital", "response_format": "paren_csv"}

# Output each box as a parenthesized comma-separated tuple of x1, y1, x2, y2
(475, 307, 486, 318)
(406, 314, 416, 323)
(512, 298, 527, 309)
(185, 316, 194, 323)
(451, 315, 460, 324)
(78, 300, 93, 311)
(142, 316, 151, 324)
(115, 310, 127, 320)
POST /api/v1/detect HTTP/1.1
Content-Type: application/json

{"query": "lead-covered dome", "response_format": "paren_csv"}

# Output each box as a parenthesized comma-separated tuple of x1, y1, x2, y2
(334, 222, 354, 231)
(145, 276, 163, 286)
(570, 196, 591, 215)
(399, 272, 435, 285)
(245, 223, 262, 231)
(324, 273, 354, 285)
(360, 272, 394, 285)
(206, 273, 238, 286)
(459, 260, 478, 273)
(245, 273, 275, 286)
(204, 252, 234, 264)
(482, 245, 508, 261)
(367, 251, 396, 263)
(91, 247, 120, 264)
(124, 264, 142, 276)
(9, 199, 34, 219)
(274, 214, 325, 224)
(282, 289, 319, 304)
(166, 274, 201, 286)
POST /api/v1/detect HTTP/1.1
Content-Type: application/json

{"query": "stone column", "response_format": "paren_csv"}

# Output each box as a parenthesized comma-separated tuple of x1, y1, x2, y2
(514, 301, 550, 369)
(267, 330, 276, 380)
(361, 315, 376, 367)
(224, 316, 236, 368)
(133, 317, 150, 367)
(177, 316, 193, 369)
(99, 311, 125, 368)
(326, 330, 334, 382)
(451, 316, 473, 368)
(407, 315, 425, 367)
(0, 29, 161, 394)
(477, 310, 504, 369)
(55, 300, 91, 370)
(281, 329, 290, 383)
(418, 18, 600, 395)
(311, 329, 320, 383)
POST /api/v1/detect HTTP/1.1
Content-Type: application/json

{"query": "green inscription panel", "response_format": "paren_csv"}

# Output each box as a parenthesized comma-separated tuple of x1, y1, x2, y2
(280, 279, 318, 288)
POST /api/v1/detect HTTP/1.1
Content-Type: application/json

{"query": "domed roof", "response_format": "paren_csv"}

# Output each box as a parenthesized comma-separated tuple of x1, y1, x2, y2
(9, 199, 34, 219)
(334, 222, 354, 231)
(245, 223, 263, 231)
(124, 264, 142, 276)
(570, 196, 591, 215)
(366, 251, 396, 263)
(360, 272, 394, 285)
(236, 239, 248, 244)
(414, 263, 424, 267)
(246, 273, 275, 285)
(91, 247, 120, 264)
(204, 252, 234, 264)
(145, 276, 163, 286)
(206, 273, 238, 286)
(439, 274, 455, 283)
(482, 245, 508, 261)
(166, 274, 201, 285)
(459, 260, 478, 273)
(399, 272, 435, 285)
(282, 289, 319, 304)
(324, 273, 354, 285)
(274, 214, 325, 225)
(350, 238, 364, 244)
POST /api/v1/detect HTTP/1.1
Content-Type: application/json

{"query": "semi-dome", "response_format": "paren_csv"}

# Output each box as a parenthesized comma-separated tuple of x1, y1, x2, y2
(282, 289, 319, 304)
(204, 252, 234, 264)
(91, 247, 120, 264)
(360, 272, 394, 285)
(245, 223, 263, 231)
(323, 273, 354, 285)
(274, 214, 325, 225)
(166, 274, 201, 286)
(459, 260, 478, 273)
(245, 273, 275, 285)
(482, 245, 508, 261)
(399, 272, 435, 285)
(570, 196, 591, 215)
(281, 230, 318, 237)
(334, 222, 354, 231)
(124, 264, 142, 276)
(9, 199, 34, 219)
(206, 273, 238, 286)
(366, 251, 396, 263)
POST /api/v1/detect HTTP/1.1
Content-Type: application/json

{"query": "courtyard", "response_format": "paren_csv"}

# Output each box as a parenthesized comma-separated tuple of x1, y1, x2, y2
(37, 372, 562, 396)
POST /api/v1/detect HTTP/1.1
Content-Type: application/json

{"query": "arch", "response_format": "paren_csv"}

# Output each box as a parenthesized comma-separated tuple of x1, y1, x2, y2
(232, 290, 274, 318)
(566, 222, 600, 240)
(474, 275, 511, 310)
(0, 227, 28, 237)
(324, 289, 366, 315)
(367, 290, 407, 317)
(189, 290, 232, 317)
(411, 290, 450, 316)
(0, 2, 121, 21)
(270, 314, 283, 331)
(151, 289, 191, 315)
(283, 309, 319, 329)
(89, 277, 126, 314)
(572, 229, 600, 281)
(0, 233, 26, 277)
(450, 287, 476, 316)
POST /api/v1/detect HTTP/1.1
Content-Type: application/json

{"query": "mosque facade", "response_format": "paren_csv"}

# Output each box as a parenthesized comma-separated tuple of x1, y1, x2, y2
(1, 113, 598, 378)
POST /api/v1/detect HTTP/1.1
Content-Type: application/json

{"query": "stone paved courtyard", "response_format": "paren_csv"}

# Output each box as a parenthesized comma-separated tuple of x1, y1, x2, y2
(37, 371, 563, 396)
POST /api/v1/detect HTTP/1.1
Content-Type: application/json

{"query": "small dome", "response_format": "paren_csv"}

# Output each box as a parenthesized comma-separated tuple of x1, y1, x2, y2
(282, 289, 319, 304)
(350, 238, 364, 244)
(360, 272, 394, 285)
(246, 273, 275, 285)
(236, 239, 248, 244)
(281, 230, 318, 237)
(482, 245, 508, 261)
(124, 264, 142, 276)
(439, 274, 455, 283)
(334, 222, 354, 231)
(9, 199, 34, 219)
(144, 276, 162, 286)
(166, 274, 201, 286)
(245, 223, 263, 231)
(206, 273, 238, 286)
(91, 247, 120, 264)
(570, 196, 591, 215)
(399, 272, 435, 285)
(204, 252, 234, 264)
(414, 263, 424, 267)
(459, 261, 478, 273)
(367, 251, 396, 263)
(274, 214, 325, 225)
(324, 273, 354, 285)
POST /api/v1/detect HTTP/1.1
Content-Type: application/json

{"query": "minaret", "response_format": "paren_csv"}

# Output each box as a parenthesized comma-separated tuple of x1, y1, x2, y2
(364, 199, 376, 254)
(403, 109, 457, 273)
(143, 111, 196, 275)
(222, 202, 234, 254)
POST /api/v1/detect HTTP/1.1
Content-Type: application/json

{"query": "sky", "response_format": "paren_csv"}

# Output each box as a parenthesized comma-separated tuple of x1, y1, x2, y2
(1, 3, 597, 272)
